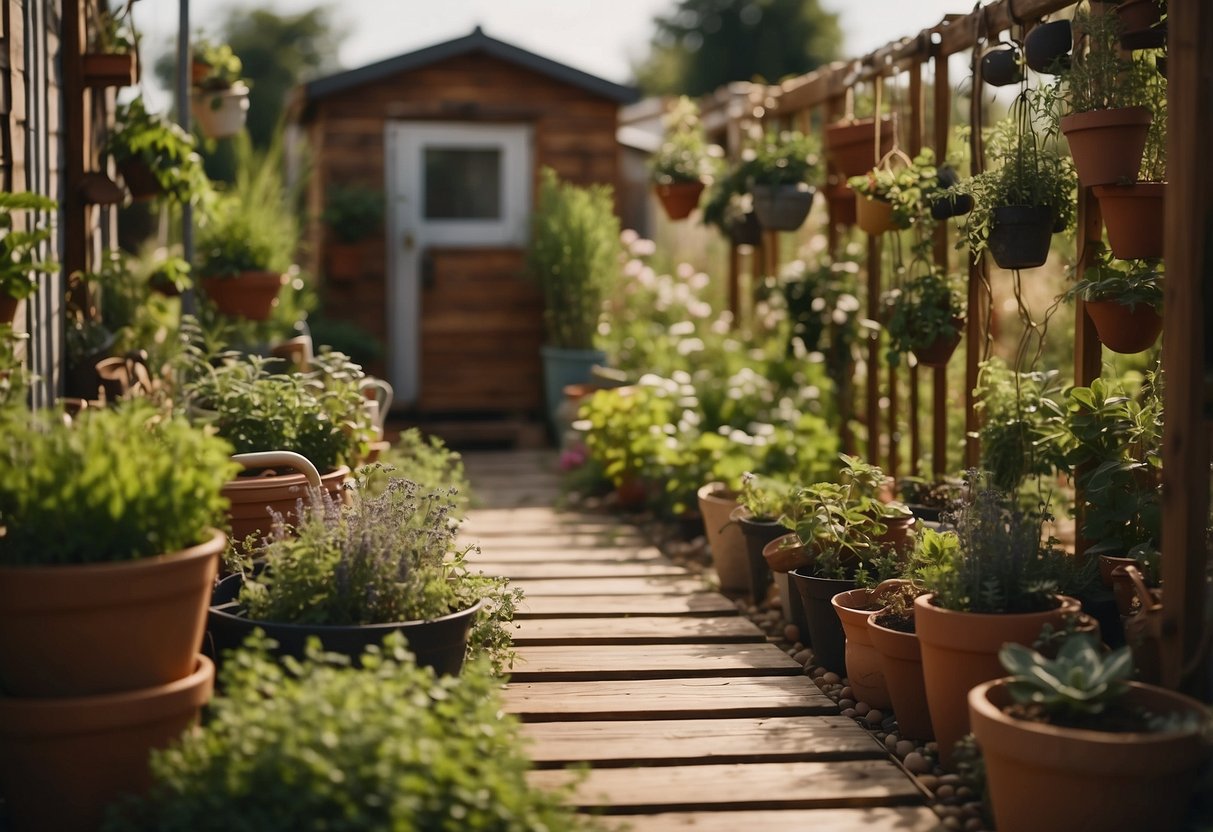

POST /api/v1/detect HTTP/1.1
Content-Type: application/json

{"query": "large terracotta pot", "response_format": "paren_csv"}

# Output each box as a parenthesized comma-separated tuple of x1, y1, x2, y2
(868, 610, 934, 741)
(790, 569, 854, 675)
(988, 205, 1054, 270)
(1061, 106, 1152, 187)
(698, 483, 750, 592)
(825, 117, 895, 178)
(199, 271, 287, 321)
(831, 587, 892, 709)
(0, 529, 224, 697)
(224, 464, 349, 544)
(1085, 299, 1162, 354)
(855, 194, 895, 236)
(970, 679, 1209, 832)
(0, 656, 213, 832)
(655, 180, 705, 221)
(1092, 182, 1165, 260)
(914, 592, 1081, 766)
(733, 508, 786, 604)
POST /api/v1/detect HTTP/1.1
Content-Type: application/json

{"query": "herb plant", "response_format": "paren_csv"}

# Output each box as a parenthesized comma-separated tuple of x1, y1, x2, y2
(649, 96, 720, 185)
(747, 129, 823, 188)
(192, 40, 244, 91)
(974, 358, 1068, 492)
(1067, 243, 1163, 312)
(848, 148, 948, 228)
(701, 156, 758, 232)
(374, 427, 470, 514)
(0, 404, 238, 565)
(883, 267, 965, 366)
(0, 191, 58, 301)
(107, 97, 210, 205)
(1052, 10, 1158, 116)
(322, 185, 384, 244)
(103, 634, 596, 832)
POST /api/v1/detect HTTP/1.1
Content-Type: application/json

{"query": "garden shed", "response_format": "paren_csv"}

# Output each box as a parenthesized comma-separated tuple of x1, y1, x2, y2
(293, 27, 638, 421)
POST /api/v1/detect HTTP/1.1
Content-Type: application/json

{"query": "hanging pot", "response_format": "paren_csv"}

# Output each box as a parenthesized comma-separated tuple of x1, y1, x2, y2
(980, 45, 1023, 87)
(1085, 299, 1163, 354)
(1092, 182, 1166, 259)
(826, 181, 858, 226)
(117, 157, 163, 201)
(82, 51, 138, 88)
(751, 184, 815, 232)
(868, 609, 934, 741)
(988, 205, 1055, 270)
(824, 117, 895, 178)
(726, 211, 763, 246)
(199, 270, 288, 321)
(855, 194, 896, 236)
(654, 180, 705, 221)
(1060, 106, 1153, 186)
(1117, 0, 1167, 50)
(1024, 20, 1073, 74)
(190, 83, 250, 139)
(930, 191, 973, 220)
(911, 318, 965, 368)
(789, 568, 853, 675)
(698, 483, 749, 593)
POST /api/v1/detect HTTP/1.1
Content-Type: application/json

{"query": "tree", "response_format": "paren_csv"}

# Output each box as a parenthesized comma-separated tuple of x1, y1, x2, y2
(634, 0, 841, 97)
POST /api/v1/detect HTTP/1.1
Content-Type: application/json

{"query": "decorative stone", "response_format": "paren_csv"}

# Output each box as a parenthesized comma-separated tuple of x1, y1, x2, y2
(936, 784, 956, 801)
(939, 773, 962, 786)
(811, 666, 827, 679)
(943, 817, 963, 830)
(822, 672, 841, 684)
(839, 686, 853, 700)
(917, 774, 939, 791)
(895, 740, 917, 758)
(903, 752, 931, 774)
(884, 734, 899, 751)
(794, 649, 812, 665)
(841, 708, 857, 718)
(964, 819, 984, 832)
(957, 786, 975, 801)
(853, 702, 871, 716)
(783, 624, 800, 642)
(839, 699, 856, 710)
(865, 709, 884, 725)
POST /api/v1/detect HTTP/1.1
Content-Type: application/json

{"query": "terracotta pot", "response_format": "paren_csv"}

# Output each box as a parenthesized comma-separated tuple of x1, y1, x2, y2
(199, 271, 288, 321)
(762, 532, 813, 574)
(223, 465, 349, 544)
(751, 184, 815, 231)
(0, 655, 213, 832)
(868, 610, 934, 741)
(0, 530, 223, 698)
(655, 180, 705, 221)
(117, 157, 163, 201)
(326, 240, 363, 281)
(875, 513, 918, 555)
(911, 320, 964, 368)
(1117, 0, 1167, 49)
(914, 592, 1081, 766)
(733, 508, 786, 604)
(981, 45, 1023, 87)
(1061, 106, 1152, 187)
(0, 293, 18, 324)
(1024, 19, 1072, 74)
(82, 51, 137, 88)
(855, 194, 895, 236)
(1085, 299, 1162, 354)
(988, 205, 1054, 270)
(698, 484, 750, 592)
(825, 181, 857, 226)
(970, 678, 1209, 832)
(790, 569, 854, 675)
(1093, 182, 1165, 259)
(825, 117, 895, 178)
(831, 588, 892, 709)
(190, 83, 249, 139)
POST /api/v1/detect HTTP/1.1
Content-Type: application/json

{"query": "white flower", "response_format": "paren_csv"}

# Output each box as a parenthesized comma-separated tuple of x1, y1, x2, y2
(669, 321, 696, 337)
(676, 262, 695, 279)
(676, 338, 705, 356)
(620, 229, 639, 246)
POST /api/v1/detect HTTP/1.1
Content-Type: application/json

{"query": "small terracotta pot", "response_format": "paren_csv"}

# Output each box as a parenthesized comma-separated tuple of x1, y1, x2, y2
(698, 484, 749, 592)
(988, 205, 1054, 270)
(762, 532, 813, 574)
(82, 51, 138, 88)
(855, 194, 895, 236)
(326, 240, 363, 281)
(832, 588, 892, 709)
(868, 610, 934, 741)
(970, 678, 1209, 832)
(0, 656, 213, 832)
(911, 320, 964, 368)
(1085, 299, 1163, 354)
(1061, 106, 1153, 187)
(1093, 182, 1165, 260)
(0, 293, 19, 324)
(825, 117, 895, 178)
(981, 45, 1023, 87)
(1024, 19, 1072, 74)
(223, 465, 349, 544)
(826, 181, 858, 226)
(733, 508, 785, 604)
(655, 180, 705, 221)
(875, 512, 917, 555)
(200, 271, 288, 321)
(914, 593, 1081, 766)
(790, 569, 854, 675)
(0, 530, 224, 697)
(752, 184, 815, 232)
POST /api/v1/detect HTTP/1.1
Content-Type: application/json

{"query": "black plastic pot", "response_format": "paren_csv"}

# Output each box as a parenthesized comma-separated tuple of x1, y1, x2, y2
(980, 46, 1023, 87)
(736, 515, 785, 605)
(988, 205, 1055, 270)
(789, 569, 854, 675)
(1025, 20, 1072, 74)
(930, 192, 974, 220)
(206, 571, 483, 676)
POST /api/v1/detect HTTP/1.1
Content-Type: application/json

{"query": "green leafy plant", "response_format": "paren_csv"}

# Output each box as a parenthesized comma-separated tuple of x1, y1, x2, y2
(88, 4, 137, 53)
(649, 96, 720, 185)
(526, 167, 619, 350)
(0, 326, 30, 408)
(746, 129, 823, 188)
(322, 185, 385, 245)
(848, 148, 948, 228)
(1067, 243, 1163, 312)
(883, 267, 965, 366)
(0, 404, 238, 565)
(738, 472, 800, 522)
(1000, 635, 1132, 723)
(0, 191, 58, 301)
(974, 358, 1068, 493)
(372, 428, 470, 515)
(102, 633, 597, 831)
(192, 39, 244, 91)
(107, 97, 210, 205)
(1053, 10, 1159, 116)
(701, 156, 757, 232)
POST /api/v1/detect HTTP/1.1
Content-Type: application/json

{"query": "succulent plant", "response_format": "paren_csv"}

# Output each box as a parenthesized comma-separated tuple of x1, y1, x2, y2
(999, 635, 1132, 720)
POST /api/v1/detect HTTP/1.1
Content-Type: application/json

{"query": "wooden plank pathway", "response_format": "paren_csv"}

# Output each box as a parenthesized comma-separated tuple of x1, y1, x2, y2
(460, 450, 941, 831)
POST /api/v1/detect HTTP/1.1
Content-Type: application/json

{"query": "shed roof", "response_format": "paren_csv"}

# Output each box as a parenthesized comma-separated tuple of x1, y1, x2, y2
(302, 26, 640, 105)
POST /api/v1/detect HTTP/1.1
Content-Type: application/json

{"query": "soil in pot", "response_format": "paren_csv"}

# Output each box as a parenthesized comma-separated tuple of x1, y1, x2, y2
(1060, 106, 1152, 187)
(1085, 299, 1163, 354)
(752, 184, 815, 232)
(988, 205, 1054, 270)
(223, 465, 350, 545)
(868, 609, 934, 741)
(831, 588, 892, 709)
(790, 569, 854, 675)
(698, 483, 750, 592)
(199, 271, 288, 321)
(1093, 182, 1165, 260)
(734, 510, 786, 604)
(655, 181, 705, 221)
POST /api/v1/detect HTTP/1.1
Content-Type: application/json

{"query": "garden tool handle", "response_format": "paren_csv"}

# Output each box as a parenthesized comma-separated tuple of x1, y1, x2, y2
(871, 578, 909, 606)
(1113, 563, 1162, 614)
(231, 451, 322, 489)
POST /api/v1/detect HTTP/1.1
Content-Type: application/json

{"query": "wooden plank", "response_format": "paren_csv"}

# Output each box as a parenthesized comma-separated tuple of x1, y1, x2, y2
(463, 508, 620, 527)
(510, 643, 801, 682)
(516, 593, 738, 619)
(471, 561, 687, 580)
(503, 677, 839, 721)
(510, 577, 707, 597)
(613, 807, 943, 832)
(529, 760, 923, 812)
(511, 616, 763, 645)
(520, 716, 886, 767)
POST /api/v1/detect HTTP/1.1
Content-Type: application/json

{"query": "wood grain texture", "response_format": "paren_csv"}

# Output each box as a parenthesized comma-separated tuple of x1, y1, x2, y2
(515, 593, 739, 619)
(520, 716, 886, 766)
(511, 616, 763, 645)
(510, 643, 801, 682)
(604, 807, 943, 832)
(503, 676, 839, 722)
(529, 760, 923, 812)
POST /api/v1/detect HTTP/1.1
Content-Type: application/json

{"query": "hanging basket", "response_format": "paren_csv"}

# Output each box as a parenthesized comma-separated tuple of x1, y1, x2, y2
(751, 184, 815, 232)
(988, 205, 1054, 270)
(726, 211, 763, 246)
(199, 271, 287, 321)
(82, 51, 138, 88)
(1024, 20, 1073, 74)
(654, 180, 705, 221)
(117, 157, 163, 202)
(1092, 182, 1166, 260)
(980, 46, 1023, 87)
(911, 319, 965, 367)
(1085, 299, 1163, 354)
(856, 194, 895, 235)
(824, 117, 895, 178)
(1060, 106, 1152, 187)
(190, 83, 250, 140)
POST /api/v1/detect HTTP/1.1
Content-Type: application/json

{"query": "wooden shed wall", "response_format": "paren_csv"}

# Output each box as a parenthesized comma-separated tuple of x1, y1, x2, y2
(306, 49, 620, 414)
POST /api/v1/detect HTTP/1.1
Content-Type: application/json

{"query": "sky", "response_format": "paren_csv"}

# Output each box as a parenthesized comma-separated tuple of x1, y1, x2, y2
(132, 0, 970, 107)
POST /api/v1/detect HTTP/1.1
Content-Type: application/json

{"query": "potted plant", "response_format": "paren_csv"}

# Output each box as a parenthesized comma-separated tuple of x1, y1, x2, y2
(698, 481, 751, 594)
(0, 404, 235, 831)
(102, 634, 598, 831)
(731, 473, 801, 604)
(1067, 244, 1163, 353)
(649, 96, 719, 220)
(189, 40, 250, 139)
(746, 129, 823, 231)
(83, 4, 138, 87)
(701, 158, 761, 244)
(883, 267, 965, 368)
(913, 477, 1093, 765)
(1117, 0, 1167, 49)
(527, 167, 619, 430)
(847, 148, 944, 236)
(322, 185, 384, 282)
(895, 476, 963, 523)
(974, 358, 1069, 493)
(824, 115, 895, 178)
(107, 97, 209, 204)
(0, 191, 58, 324)
(970, 634, 1210, 832)
(1024, 18, 1073, 74)
(208, 473, 520, 676)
